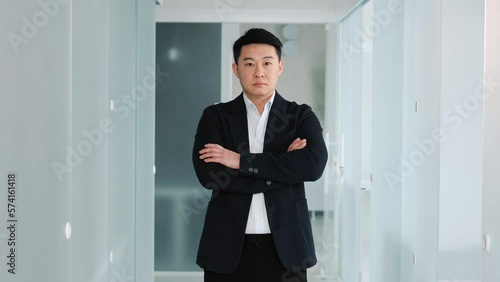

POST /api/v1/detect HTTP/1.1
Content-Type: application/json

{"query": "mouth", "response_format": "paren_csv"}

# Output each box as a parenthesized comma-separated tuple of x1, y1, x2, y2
(253, 82, 267, 87)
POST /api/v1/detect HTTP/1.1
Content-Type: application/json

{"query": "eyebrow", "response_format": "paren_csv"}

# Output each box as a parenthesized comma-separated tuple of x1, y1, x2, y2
(242, 55, 275, 61)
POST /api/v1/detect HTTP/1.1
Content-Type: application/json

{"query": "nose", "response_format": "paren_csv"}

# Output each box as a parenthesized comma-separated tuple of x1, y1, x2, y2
(254, 65, 264, 78)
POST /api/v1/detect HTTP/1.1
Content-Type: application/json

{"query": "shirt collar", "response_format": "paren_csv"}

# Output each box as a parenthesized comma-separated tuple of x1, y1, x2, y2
(243, 91, 276, 113)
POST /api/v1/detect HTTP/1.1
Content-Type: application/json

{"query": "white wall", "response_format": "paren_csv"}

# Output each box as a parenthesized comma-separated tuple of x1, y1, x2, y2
(155, 0, 359, 23)
(159, 0, 336, 10)
(481, 0, 500, 281)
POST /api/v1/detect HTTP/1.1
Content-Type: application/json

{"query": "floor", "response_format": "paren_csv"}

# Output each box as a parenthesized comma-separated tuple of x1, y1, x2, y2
(154, 212, 337, 282)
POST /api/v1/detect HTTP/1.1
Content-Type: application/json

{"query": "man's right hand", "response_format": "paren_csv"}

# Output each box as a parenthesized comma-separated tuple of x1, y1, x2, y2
(288, 138, 307, 152)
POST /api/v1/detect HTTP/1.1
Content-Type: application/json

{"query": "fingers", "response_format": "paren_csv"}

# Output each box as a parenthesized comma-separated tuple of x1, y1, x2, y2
(288, 138, 307, 152)
(198, 144, 240, 169)
(199, 144, 222, 155)
(288, 139, 297, 152)
(199, 144, 223, 161)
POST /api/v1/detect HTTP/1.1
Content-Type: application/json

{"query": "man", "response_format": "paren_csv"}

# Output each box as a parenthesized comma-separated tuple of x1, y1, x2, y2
(192, 28, 328, 282)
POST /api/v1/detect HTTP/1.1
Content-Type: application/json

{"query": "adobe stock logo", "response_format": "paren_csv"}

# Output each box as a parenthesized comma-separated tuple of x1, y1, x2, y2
(340, 0, 403, 61)
(384, 74, 500, 190)
(7, 0, 70, 54)
(212, 0, 243, 20)
(109, 267, 134, 282)
(51, 65, 169, 183)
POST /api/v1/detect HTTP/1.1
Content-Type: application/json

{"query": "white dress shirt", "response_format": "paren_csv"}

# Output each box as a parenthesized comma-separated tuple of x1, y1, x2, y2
(243, 92, 275, 234)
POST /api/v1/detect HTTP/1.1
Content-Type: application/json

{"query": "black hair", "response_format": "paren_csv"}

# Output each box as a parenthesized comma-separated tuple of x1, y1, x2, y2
(232, 28, 283, 64)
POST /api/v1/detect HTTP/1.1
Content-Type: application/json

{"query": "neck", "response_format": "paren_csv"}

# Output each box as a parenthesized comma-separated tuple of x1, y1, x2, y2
(244, 92, 274, 115)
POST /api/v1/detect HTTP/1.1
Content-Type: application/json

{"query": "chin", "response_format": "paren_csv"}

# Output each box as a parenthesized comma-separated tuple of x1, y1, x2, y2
(252, 89, 273, 96)
(250, 93, 272, 98)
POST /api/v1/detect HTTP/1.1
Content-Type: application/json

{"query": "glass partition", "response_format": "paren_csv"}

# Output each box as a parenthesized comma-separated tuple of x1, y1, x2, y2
(0, 1, 72, 282)
(438, 0, 484, 280)
(154, 23, 222, 272)
(336, 1, 405, 281)
(1, 1, 155, 282)
(338, 7, 364, 282)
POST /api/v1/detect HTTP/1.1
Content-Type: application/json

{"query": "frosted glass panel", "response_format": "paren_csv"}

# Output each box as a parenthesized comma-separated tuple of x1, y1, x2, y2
(155, 23, 221, 271)
(338, 8, 363, 282)
(338, 1, 405, 281)
(1, 1, 155, 282)
(439, 0, 484, 280)
(401, 1, 441, 281)
(323, 22, 341, 281)
(70, 1, 112, 281)
(370, 0, 404, 281)
(0, 1, 71, 282)
(107, 0, 138, 281)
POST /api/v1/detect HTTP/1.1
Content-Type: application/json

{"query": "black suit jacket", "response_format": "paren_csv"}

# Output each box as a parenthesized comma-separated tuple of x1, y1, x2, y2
(192, 92, 328, 274)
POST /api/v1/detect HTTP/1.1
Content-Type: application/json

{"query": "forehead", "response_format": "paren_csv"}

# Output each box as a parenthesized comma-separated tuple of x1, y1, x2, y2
(239, 43, 278, 60)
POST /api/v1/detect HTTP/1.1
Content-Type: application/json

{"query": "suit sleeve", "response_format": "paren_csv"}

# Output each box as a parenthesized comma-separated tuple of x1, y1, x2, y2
(192, 107, 284, 195)
(239, 106, 328, 184)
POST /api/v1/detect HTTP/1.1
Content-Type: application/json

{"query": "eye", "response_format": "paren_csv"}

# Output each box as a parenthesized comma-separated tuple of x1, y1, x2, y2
(245, 62, 254, 67)
(264, 62, 272, 66)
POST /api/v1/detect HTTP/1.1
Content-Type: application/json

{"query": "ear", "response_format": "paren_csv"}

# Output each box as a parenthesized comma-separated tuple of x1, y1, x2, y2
(232, 63, 239, 78)
(278, 60, 284, 76)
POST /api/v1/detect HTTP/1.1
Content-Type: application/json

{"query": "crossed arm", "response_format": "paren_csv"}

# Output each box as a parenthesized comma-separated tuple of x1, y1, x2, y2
(192, 106, 328, 194)
(198, 138, 307, 169)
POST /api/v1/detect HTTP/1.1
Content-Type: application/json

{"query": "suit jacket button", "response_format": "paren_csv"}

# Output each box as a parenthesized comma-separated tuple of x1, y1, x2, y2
(241, 214, 247, 219)
(248, 167, 254, 173)
(254, 168, 259, 173)
(266, 180, 272, 185)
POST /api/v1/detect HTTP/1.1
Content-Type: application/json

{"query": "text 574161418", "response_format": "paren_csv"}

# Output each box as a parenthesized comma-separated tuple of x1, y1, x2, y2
(7, 173, 17, 275)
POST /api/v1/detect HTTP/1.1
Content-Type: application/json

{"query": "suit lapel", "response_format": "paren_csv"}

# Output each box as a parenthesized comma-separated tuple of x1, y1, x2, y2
(227, 94, 250, 154)
(264, 92, 289, 153)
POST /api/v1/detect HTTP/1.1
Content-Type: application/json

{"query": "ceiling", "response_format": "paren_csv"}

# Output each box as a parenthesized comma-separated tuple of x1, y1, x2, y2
(157, 0, 361, 22)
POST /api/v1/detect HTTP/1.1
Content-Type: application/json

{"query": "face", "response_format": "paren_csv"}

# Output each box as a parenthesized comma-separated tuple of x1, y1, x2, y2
(232, 44, 284, 101)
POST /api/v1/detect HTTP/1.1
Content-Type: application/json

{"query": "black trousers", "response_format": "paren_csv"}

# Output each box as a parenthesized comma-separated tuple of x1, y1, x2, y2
(204, 234, 307, 282)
